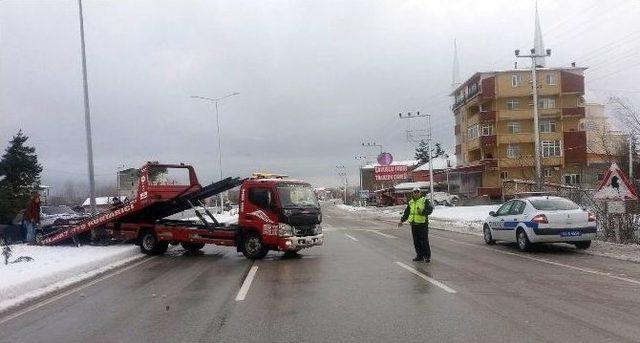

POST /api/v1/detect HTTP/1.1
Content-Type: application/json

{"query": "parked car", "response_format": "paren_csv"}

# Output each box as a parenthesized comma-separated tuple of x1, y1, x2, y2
(0, 210, 25, 243)
(483, 196, 596, 251)
(429, 192, 460, 206)
(0, 206, 92, 244)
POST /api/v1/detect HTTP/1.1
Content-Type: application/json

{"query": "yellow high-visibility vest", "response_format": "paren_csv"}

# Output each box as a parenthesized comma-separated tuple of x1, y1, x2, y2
(408, 196, 427, 224)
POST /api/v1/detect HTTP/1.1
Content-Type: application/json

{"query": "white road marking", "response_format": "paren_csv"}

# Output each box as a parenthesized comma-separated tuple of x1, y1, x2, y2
(432, 234, 640, 286)
(366, 229, 396, 238)
(235, 264, 259, 301)
(395, 262, 457, 294)
(344, 234, 359, 241)
(0, 256, 157, 325)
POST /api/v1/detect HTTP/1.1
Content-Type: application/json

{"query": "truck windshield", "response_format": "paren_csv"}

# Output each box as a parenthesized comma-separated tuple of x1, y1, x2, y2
(277, 184, 319, 208)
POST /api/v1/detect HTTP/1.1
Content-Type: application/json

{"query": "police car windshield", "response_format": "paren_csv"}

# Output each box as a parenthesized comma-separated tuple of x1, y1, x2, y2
(277, 184, 319, 208)
(529, 198, 580, 211)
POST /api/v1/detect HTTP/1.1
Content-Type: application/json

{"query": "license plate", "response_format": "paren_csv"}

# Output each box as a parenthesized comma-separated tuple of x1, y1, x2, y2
(560, 231, 582, 237)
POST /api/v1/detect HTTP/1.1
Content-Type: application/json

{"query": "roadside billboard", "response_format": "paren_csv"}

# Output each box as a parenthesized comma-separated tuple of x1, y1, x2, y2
(374, 165, 409, 181)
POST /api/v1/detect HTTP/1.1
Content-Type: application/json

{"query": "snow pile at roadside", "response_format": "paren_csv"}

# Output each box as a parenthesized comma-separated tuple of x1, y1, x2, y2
(429, 205, 498, 235)
(335, 204, 498, 234)
(0, 244, 141, 313)
(585, 240, 640, 263)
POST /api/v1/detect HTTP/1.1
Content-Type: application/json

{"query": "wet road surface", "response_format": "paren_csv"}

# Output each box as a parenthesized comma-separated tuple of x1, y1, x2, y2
(2, 204, 640, 343)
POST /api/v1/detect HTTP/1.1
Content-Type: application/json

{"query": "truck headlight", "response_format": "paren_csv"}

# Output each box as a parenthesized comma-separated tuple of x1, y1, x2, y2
(277, 223, 294, 237)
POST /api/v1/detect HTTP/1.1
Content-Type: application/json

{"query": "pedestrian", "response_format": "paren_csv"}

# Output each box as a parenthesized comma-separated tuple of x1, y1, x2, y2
(24, 193, 41, 243)
(398, 187, 433, 262)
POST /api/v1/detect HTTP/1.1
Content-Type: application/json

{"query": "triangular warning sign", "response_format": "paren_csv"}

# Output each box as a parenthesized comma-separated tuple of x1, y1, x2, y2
(594, 163, 638, 201)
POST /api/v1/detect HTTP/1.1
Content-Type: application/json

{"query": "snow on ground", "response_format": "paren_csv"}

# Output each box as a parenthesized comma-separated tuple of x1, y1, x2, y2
(334, 203, 640, 263)
(0, 244, 141, 312)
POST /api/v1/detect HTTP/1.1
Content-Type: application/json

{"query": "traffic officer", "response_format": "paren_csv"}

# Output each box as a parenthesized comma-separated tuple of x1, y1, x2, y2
(398, 187, 433, 262)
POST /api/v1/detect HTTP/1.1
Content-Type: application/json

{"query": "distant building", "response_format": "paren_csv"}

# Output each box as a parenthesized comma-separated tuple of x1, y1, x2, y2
(450, 66, 629, 199)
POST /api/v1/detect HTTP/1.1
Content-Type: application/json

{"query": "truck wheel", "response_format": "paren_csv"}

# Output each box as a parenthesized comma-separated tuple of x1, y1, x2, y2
(181, 242, 205, 252)
(140, 232, 168, 255)
(574, 241, 591, 249)
(242, 233, 268, 260)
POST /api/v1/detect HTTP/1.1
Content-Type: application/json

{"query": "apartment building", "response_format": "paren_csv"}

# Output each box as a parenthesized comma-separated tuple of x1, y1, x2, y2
(451, 66, 605, 198)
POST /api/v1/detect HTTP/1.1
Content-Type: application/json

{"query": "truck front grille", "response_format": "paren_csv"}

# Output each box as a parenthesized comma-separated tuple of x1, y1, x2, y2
(294, 225, 316, 237)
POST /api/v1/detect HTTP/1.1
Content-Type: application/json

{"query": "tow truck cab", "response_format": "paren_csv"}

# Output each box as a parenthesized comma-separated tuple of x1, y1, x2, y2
(238, 174, 323, 257)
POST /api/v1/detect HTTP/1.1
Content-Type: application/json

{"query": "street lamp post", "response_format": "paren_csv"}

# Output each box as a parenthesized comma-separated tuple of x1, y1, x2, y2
(336, 165, 347, 205)
(77, 0, 96, 215)
(515, 48, 551, 191)
(399, 112, 435, 204)
(191, 92, 240, 211)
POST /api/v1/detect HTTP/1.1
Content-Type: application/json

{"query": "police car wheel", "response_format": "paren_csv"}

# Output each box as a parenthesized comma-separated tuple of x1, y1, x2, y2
(574, 241, 591, 249)
(516, 229, 531, 251)
(483, 225, 495, 245)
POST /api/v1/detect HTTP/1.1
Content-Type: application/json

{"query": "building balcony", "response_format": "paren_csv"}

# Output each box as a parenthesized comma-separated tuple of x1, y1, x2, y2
(498, 110, 532, 121)
(498, 133, 534, 144)
(500, 158, 535, 168)
(542, 156, 563, 166)
(479, 111, 496, 123)
(562, 107, 585, 118)
(482, 158, 499, 171)
(467, 138, 480, 150)
(539, 108, 561, 117)
(561, 71, 585, 94)
(480, 135, 497, 147)
(540, 132, 562, 141)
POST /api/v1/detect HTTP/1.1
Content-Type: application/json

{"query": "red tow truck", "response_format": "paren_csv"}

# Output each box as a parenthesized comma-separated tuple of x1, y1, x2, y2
(41, 162, 324, 259)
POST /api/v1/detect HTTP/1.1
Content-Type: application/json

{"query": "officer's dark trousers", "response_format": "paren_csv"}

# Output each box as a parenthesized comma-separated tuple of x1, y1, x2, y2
(411, 224, 431, 259)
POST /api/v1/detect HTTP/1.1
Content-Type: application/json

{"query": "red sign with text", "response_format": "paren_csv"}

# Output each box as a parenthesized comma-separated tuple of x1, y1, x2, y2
(374, 165, 409, 181)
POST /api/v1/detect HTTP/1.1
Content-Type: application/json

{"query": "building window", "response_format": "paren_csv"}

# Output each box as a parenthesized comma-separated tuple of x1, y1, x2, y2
(500, 171, 508, 180)
(542, 140, 562, 157)
(539, 120, 556, 133)
(467, 124, 479, 139)
(564, 174, 581, 185)
(546, 73, 556, 85)
(506, 99, 519, 110)
(581, 120, 597, 131)
(511, 74, 523, 87)
(507, 121, 521, 134)
(543, 169, 552, 177)
(506, 144, 521, 158)
(481, 124, 494, 136)
(538, 97, 556, 109)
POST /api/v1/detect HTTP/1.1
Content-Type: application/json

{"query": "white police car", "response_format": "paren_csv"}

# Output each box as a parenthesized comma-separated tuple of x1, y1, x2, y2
(483, 196, 596, 251)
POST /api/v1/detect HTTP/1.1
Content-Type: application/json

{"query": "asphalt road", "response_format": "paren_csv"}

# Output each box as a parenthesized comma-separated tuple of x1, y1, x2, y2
(2, 204, 640, 343)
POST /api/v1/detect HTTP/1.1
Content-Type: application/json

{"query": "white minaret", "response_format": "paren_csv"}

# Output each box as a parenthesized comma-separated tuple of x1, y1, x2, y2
(533, 1, 546, 67)
(451, 38, 461, 91)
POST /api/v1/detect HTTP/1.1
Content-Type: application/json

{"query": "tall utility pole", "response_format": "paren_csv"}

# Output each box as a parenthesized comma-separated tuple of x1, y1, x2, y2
(515, 48, 551, 191)
(630, 135, 634, 179)
(399, 112, 435, 204)
(77, 0, 96, 215)
(336, 165, 348, 205)
(191, 92, 240, 211)
(361, 141, 383, 154)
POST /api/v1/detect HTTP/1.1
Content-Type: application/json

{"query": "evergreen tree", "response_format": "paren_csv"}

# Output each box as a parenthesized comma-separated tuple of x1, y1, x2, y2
(414, 140, 447, 164)
(0, 131, 43, 223)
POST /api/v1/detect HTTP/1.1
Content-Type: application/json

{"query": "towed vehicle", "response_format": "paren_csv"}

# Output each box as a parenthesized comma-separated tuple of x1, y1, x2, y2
(483, 196, 596, 251)
(40, 163, 324, 259)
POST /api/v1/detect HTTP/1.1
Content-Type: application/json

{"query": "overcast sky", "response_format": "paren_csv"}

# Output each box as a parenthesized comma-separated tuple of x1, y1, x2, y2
(2, 0, 640, 192)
